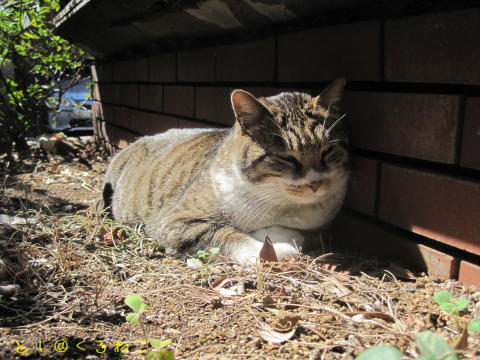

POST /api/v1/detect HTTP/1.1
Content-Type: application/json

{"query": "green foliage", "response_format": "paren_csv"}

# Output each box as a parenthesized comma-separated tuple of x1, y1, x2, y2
(355, 332, 459, 360)
(147, 339, 174, 360)
(415, 331, 458, 360)
(146, 348, 175, 360)
(124, 294, 175, 359)
(188, 247, 220, 276)
(434, 290, 469, 315)
(468, 317, 480, 333)
(356, 290, 477, 359)
(150, 339, 172, 349)
(125, 294, 149, 314)
(0, 0, 89, 150)
(355, 345, 401, 360)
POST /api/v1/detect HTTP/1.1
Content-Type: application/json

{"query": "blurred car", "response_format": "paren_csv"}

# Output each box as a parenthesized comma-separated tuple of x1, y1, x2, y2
(48, 78, 93, 135)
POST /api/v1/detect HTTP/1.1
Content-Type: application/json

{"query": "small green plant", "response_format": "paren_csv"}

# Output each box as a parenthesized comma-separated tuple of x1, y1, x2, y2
(434, 290, 469, 315)
(355, 332, 458, 360)
(356, 345, 402, 360)
(415, 331, 458, 360)
(434, 290, 480, 335)
(125, 294, 174, 360)
(356, 290, 480, 360)
(468, 317, 480, 333)
(186, 247, 220, 276)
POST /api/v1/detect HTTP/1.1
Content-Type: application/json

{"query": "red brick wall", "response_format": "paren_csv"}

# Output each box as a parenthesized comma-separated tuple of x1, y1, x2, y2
(91, 8, 480, 286)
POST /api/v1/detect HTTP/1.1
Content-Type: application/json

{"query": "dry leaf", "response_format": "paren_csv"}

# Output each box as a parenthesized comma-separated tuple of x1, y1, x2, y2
(272, 315, 300, 332)
(99, 226, 127, 245)
(343, 311, 394, 322)
(211, 277, 243, 297)
(453, 327, 468, 350)
(259, 236, 278, 263)
(257, 323, 296, 344)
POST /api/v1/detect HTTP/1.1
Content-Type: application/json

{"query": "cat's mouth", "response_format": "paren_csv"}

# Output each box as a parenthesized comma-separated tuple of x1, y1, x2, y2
(286, 179, 331, 199)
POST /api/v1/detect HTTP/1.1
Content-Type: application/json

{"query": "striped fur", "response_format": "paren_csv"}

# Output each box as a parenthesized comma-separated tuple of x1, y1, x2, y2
(101, 79, 349, 262)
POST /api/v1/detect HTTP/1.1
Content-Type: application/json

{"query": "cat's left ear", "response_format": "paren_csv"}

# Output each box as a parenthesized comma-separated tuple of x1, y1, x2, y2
(313, 78, 346, 107)
(231, 90, 270, 125)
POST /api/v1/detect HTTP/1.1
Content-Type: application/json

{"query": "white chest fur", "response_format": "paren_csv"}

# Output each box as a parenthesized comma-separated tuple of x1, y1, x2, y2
(212, 165, 346, 232)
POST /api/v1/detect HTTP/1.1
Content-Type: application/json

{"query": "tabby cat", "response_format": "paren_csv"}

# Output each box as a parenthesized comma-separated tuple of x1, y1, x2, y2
(101, 78, 349, 263)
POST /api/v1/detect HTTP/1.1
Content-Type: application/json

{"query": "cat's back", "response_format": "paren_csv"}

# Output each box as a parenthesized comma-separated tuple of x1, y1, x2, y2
(105, 127, 228, 222)
(106, 128, 218, 180)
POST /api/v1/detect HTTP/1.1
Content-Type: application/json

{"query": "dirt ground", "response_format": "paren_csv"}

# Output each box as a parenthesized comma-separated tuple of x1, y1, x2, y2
(0, 139, 479, 360)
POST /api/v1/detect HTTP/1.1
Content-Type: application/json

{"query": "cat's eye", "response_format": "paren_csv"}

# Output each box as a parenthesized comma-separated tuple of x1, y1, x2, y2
(323, 146, 347, 165)
(278, 155, 302, 171)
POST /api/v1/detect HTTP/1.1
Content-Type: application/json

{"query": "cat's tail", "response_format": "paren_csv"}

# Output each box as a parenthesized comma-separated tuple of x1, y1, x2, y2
(92, 182, 114, 217)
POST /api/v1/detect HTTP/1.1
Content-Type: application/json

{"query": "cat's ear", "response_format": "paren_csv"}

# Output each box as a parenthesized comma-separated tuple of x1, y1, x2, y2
(231, 90, 270, 128)
(313, 78, 346, 107)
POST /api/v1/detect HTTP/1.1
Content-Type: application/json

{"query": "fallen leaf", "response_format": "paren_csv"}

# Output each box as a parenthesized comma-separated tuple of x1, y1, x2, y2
(211, 277, 244, 297)
(343, 311, 394, 322)
(259, 236, 278, 263)
(98, 226, 128, 245)
(257, 323, 296, 344)
(271, 315, 300, 332)
(453, 327, 468, 350)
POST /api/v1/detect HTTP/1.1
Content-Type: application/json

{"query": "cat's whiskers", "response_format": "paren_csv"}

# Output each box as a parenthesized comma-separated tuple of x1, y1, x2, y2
(241, 192, 283, 230)
(232, 187, 284, 230)
(325, 113, 346, 138)
(326, 138, 343, 144)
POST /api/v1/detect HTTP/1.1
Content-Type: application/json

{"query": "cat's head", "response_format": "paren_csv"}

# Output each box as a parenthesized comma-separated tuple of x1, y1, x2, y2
(230, 78, 349, 204)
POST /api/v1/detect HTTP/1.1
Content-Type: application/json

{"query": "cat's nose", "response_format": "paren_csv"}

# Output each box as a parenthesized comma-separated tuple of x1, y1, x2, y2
(307, 181, 323, 192)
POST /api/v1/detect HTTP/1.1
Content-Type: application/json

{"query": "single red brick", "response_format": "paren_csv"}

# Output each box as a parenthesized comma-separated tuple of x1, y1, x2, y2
(332, 212, 459, 279)
(345, 156, 378, 216)
(458, 261, 480, 288)
(112, 107, 132, 128)
(131, 110, 178, 135)
(129, 57, 148, 83)
(148, 53, 176, 83)
(379, 164, 480, 255)
(343, 92, 461, 164)
(119, 84, 139, 108)
(163, 86, 194, 117)
(417, 245, 459, 280)
(97, 84, 120, 104)
(113, 60, 129, 82)
(216, 39, 275, 82)
(102, 104, 114, 124)
(92, 63, 113, 83)
(195, 87, 234, 125)
(385, 9, 480, 84)
(139, 85, 163, 112)
(112, 58, 147, 83)
(178, 47, 215, 82)
(460, 98, 480, 170)
(278, 21, 381, 82)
